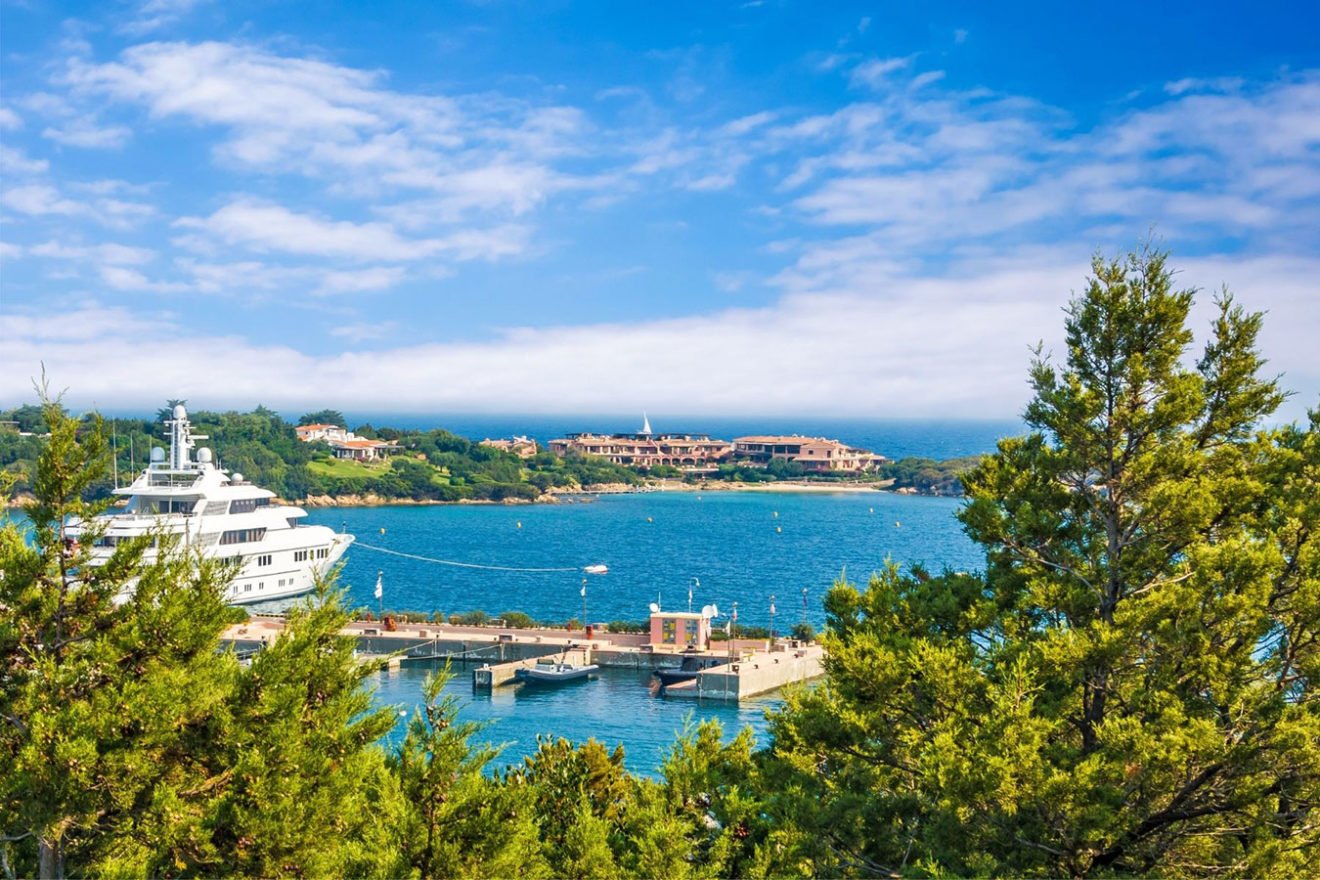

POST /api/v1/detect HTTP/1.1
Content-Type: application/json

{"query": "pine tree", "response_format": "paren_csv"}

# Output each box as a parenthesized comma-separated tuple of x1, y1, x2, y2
(390, 669, 546, 878)
(767, 247, 1319, 876)
(173, 580, 409, 878)
(0, 399, 241, 879)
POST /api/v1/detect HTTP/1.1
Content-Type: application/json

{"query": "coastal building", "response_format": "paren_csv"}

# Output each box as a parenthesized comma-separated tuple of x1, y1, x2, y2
(549, 430, 732, 471)
(296, 423, 399, 462)
(649, 610, 713, 651)
(732, 435, 884, 473)
(328, 438, 400, 462)
(480, 436, 539, 458)
(295, 423, 350, 443)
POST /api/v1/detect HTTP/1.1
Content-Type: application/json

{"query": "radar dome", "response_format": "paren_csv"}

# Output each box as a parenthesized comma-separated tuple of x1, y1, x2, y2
(173, 404, 187, 419)
(231, 473, 244, 484)
(197, 448, 213, 464)
(150, 447, 166, 462)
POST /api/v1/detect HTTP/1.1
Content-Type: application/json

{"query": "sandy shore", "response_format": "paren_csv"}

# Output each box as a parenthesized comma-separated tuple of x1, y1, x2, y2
(648, 479, 890, 495)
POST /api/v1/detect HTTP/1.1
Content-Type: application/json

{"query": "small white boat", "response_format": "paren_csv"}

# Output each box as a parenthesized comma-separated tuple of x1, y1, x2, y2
(515, 662, 599, 684)
(582, 564, 609, 574)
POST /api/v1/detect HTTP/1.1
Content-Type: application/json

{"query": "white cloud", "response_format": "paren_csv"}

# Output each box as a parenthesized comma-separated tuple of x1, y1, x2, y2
(1, 184, 88, 217)
(120, 0, 213, 36)
(316, 266, 408, 295)
(42, 119, 134, 148)
(0, 242, 22, 260)
(61, 41, 599, 214)
(329, 321, 398, 343)
(0, 181, 153, 229)
(9, 251, 1314, 418)
(850, 56, 913, 89)
(174, 198, 529, 263)
(0, 107, 22, 129)
(98, 265, 188, 292)
(0, 145, 49, 175)
(30, 240, 157, 265)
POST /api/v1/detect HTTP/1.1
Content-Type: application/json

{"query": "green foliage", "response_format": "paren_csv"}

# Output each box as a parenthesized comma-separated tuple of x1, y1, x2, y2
(876, 455, 981, 495)
(391, 670, 545, 877)
(298, 409, 346, 427)
(766, 246, 1319, 877)
(0, 398, 243, 878)
(499, 611, 537, 629)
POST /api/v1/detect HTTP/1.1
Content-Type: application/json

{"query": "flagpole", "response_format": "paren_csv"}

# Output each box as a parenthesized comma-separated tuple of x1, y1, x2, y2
(375, 570, 383, 620)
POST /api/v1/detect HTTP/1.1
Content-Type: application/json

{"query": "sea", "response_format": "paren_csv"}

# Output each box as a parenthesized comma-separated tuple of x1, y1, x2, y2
(12, 416, 1020, 775)
(291, 416, 1016, 774)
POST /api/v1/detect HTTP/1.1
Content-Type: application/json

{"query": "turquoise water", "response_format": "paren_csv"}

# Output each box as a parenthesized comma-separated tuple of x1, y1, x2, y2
(371, 660, 778, 777)
(305, 490, 981, 630)
(297, 489, 983, 774)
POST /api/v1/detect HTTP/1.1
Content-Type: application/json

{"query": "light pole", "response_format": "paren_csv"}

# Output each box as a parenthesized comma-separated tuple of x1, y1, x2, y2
(689, 576, 699, 613)
(580, 578, 588, 630)
(729, 601, 738, 658)
(769, 594, 777, 645)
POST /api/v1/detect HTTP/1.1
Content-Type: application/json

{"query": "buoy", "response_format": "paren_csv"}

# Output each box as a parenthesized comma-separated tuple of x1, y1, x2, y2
(773, 511, 778, 518)
(869, 507, 874, 514)
(379, 527, 386, 535)
(895, 521, 901, 528)
(516, 521, 522, 529)
(776, 526, 782, 533)
(647, 517, 653, 523)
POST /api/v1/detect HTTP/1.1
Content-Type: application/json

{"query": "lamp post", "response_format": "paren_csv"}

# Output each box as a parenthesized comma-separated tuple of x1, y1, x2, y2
(730, 601, 738, 658)
(769, 594, 777, 645)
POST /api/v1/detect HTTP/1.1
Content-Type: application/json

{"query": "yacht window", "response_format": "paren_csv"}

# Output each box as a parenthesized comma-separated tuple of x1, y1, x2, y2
(257, 554, 272, 566)
(229, 498, 271, 514)
(219, 528, 267, 545)
(145, 498, 196, 514)
(244, 584, 252, 592)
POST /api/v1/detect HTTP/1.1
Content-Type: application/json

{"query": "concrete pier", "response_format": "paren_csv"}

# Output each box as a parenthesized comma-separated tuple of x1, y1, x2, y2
(660, 644, 825, 701)
(474, 647, 595, 688)
(222, 616, 824, 701)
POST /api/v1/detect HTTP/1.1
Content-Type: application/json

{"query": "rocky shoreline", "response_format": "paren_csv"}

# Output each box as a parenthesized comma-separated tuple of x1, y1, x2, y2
(4, 479, 950, 512)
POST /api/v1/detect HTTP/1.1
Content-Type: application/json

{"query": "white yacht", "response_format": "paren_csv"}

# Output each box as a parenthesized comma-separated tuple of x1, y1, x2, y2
(69, 404, 354, 604)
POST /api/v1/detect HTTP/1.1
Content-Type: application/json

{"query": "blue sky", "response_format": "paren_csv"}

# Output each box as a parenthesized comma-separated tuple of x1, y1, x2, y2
(2, 0, 1317, 418)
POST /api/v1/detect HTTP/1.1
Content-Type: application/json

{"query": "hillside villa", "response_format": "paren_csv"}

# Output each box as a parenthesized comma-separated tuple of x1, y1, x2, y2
(295, 423, 400, 462)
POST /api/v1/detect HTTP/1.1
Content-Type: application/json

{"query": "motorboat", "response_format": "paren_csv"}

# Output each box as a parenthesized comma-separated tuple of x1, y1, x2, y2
(515, 661, 599, 684)
(66, 404, 354, 605)
(653, 655, 729, 687)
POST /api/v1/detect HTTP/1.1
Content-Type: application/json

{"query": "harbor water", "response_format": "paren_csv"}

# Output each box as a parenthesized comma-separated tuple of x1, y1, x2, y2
(300, 488, 983, 774)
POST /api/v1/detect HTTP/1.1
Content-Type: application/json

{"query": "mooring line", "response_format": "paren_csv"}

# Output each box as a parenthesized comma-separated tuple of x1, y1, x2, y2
(352, 541, 581, 573)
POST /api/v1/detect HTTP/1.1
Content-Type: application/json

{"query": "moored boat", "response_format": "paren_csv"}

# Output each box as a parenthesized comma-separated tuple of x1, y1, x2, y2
(653, 655, 730, 687)
(66, 404, 354, 605)
(515, 661, 599, 684)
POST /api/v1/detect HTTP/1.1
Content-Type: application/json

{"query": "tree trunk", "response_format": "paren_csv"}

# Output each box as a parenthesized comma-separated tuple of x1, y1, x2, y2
(38, 837, 63, 880)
